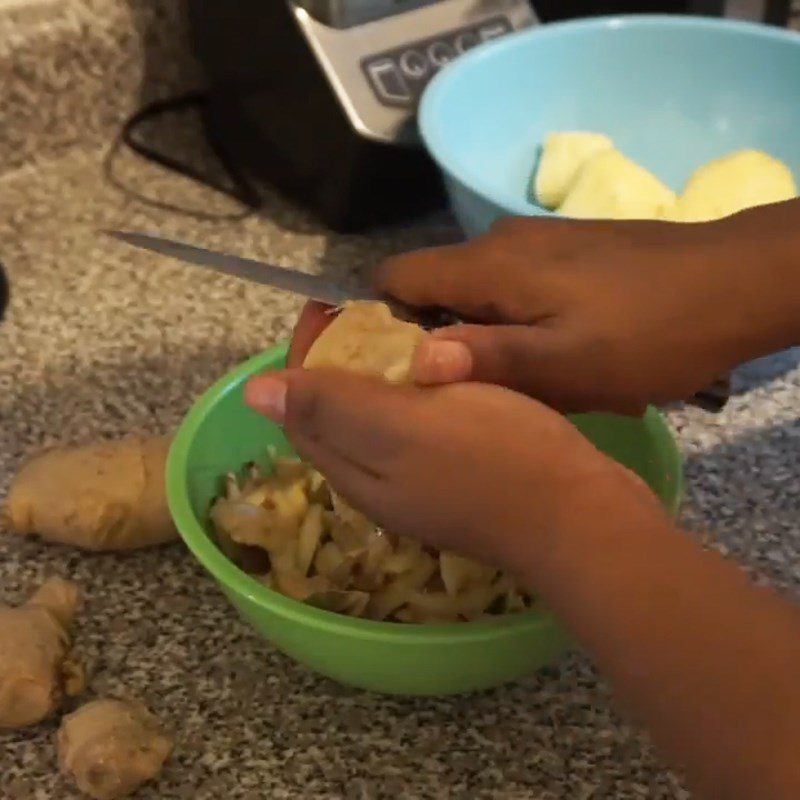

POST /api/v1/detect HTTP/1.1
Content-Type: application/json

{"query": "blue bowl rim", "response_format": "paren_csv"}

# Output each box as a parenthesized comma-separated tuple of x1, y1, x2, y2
(419, 14, 800, 218)
(167, 343, 682, 644)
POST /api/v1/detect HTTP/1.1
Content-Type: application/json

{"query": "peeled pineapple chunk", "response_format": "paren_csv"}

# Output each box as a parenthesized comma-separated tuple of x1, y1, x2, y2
(534, 131, 614, 209)
(558, 149, 676, 221)
(672, 150, 798, 223)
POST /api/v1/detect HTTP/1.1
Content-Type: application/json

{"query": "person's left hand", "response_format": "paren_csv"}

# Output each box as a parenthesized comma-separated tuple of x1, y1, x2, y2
(244, 368, 665, 585)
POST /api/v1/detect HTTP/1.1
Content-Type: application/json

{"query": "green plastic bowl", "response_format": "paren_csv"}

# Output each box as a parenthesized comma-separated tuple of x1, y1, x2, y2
(167, 343, 682, 696)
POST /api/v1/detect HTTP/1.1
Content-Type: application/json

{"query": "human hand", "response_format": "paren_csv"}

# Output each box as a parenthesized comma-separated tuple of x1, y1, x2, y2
(245, 369, 666, 585)
(291, 213, 789, 414)
(379, 216, 767, 414)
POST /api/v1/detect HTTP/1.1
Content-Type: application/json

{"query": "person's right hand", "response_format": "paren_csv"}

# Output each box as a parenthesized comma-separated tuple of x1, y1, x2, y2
(376, 212, 799, 415)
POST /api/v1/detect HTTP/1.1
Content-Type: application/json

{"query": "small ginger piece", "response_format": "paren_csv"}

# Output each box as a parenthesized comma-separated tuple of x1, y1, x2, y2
(303, 301, 426, 385)
(58, 698, 173, 800)
(4, 435, 177, 551)
(0, 577, 82, 728)
(28, 573, 81, 626)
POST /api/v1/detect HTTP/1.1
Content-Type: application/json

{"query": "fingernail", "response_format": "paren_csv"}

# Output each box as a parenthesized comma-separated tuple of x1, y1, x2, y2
(414, 339, 473, 385)
(244, 376, 287, 422)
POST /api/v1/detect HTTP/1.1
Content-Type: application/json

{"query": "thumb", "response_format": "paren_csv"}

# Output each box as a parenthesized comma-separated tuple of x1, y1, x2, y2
(414, 324, 602, 414)
(414, 324, 565, 393)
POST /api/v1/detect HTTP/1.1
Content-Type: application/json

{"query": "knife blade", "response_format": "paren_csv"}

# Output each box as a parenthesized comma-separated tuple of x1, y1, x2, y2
(105, 229, 378, 308)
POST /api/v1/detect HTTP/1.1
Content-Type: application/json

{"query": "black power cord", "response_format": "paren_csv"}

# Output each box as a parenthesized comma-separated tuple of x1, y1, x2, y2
(0, 261, 8, 322)
(105, 91, 262, 221)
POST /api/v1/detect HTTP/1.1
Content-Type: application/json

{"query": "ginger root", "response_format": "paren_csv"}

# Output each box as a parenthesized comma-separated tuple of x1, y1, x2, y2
(58, 698, 173, 800)
(4, 435, 177, 551)
(0, 577, 83, 728)
(303, 301, 426, 385)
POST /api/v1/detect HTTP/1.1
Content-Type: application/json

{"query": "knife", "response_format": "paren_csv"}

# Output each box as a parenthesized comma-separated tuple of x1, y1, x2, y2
(105, 229, 728, 412)
(105, 229, 461, 329)
(105, 230, 378, 307)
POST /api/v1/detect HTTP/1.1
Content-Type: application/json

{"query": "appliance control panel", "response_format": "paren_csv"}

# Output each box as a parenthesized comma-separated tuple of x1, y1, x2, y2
(361, 15, 513, 107)
(290, 0, 537, 143)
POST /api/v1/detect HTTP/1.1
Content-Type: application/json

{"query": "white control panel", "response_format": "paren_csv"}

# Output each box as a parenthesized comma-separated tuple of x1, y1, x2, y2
(362, 15, 515, 107)
(290, 0, 537, 143)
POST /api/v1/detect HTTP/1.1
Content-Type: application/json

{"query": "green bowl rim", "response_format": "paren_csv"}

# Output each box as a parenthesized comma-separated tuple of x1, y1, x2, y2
(167, 343, 683, 644)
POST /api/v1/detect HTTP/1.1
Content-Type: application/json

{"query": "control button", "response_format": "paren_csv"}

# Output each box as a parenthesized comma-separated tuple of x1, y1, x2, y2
(399, 49, 428, 80)
(366, 59, 412, 105)
(479, 20, 511, 42)
(428, 41, 456, 68)
(454, 31, 480, 54)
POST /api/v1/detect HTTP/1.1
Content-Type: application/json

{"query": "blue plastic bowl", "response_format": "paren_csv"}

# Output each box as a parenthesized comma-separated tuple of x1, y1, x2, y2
(419, 16, 800, 236)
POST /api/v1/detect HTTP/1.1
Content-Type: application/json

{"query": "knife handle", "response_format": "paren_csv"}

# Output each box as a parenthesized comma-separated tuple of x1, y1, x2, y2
(416, 307, 466, 331)
(384, 300, 464, 330)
